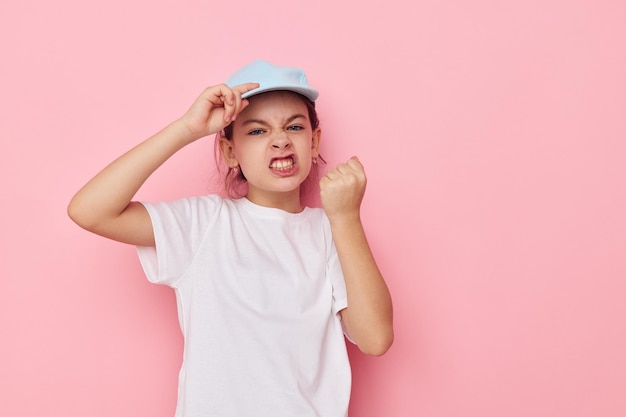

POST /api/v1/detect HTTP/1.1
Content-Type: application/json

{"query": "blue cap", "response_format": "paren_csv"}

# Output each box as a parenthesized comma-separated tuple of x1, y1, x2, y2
(225, 60, 319, 102)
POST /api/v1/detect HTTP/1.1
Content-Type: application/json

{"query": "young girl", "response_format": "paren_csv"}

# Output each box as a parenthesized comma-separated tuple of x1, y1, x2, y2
(68, 60, 393, 417)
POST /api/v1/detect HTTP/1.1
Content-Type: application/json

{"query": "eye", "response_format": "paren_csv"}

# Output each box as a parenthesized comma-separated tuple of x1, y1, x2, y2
(248, 128, 265, 135)
(287, 125, 304, 131)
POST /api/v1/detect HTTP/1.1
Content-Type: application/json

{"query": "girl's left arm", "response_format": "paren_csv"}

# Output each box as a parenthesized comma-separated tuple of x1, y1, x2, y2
(320, 157, 394, 356)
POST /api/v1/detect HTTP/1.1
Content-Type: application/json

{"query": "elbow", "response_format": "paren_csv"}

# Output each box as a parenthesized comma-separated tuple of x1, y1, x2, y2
(67, 199, 81, 225)
(67, 198, 87, 228)
(67, 196, 97, 231)
(358, 329, 394, 357)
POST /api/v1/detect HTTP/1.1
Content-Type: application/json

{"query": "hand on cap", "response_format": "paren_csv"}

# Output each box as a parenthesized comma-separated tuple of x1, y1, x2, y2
(179, 83, 259, 140)
(320, 157, 367, 221)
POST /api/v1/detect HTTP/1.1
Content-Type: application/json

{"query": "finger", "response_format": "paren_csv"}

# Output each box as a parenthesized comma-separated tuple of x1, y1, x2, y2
(227, 93, 244, 122)
(216, 87, 239, 122)
(229, 83, 259, 121)
(347, 156, 363, 171)
(225, 83, 259, 122)
(233, 82, 260, 96)
(324, 168, 340, 180)
(204, 84, 238, 122)
(205, 84, 233, 102)
(335, 162, 353, 175)
(235, 98, 251, 116)
(346, 158, 366, 179)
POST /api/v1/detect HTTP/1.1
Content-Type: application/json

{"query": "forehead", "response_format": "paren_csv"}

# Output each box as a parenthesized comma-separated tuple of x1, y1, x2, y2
(239, 91, 309, 121)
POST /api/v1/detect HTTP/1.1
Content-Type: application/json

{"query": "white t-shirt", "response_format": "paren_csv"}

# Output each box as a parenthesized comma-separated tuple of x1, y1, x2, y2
(137, 195, 351, 417)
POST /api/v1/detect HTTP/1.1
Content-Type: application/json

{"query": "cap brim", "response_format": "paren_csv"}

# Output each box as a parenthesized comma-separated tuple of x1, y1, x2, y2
(242, 84, 319, 102)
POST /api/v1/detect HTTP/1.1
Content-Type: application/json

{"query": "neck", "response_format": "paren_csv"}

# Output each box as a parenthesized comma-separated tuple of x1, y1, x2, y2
(246, 188, 304, 213)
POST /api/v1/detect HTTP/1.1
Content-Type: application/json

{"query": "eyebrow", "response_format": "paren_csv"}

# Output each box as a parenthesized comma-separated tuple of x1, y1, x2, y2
(241, 114, 307, 126)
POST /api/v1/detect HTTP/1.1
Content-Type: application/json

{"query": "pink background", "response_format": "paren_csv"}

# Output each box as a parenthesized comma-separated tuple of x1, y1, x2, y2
(2, 0, 625, 416)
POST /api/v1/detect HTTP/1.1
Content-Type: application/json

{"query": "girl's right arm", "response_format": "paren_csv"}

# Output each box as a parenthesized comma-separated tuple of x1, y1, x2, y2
(67, 83, 259, 247)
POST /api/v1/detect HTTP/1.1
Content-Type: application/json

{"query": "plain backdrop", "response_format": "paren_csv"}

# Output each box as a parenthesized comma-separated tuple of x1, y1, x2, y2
(1, 1, 625, 416)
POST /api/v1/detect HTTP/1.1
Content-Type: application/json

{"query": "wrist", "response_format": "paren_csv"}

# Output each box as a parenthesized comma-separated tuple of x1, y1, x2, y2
(169, 118, 203, 146)
(327, 210, 362, 229)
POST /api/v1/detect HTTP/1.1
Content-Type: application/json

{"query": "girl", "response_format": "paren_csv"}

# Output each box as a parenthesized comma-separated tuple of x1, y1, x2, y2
(68, 60, 393, 417)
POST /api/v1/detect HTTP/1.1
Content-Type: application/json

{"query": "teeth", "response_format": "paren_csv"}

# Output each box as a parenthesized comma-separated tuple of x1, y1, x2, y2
(270, 158, 294, 170)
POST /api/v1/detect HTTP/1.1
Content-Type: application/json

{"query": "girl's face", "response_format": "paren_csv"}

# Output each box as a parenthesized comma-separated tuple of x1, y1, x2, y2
(220, 91, 321, 209)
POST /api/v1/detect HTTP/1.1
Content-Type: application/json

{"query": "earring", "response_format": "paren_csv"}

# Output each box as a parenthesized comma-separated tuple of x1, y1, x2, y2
(312, 157, 318, 164)
(232, 165, 239, 173)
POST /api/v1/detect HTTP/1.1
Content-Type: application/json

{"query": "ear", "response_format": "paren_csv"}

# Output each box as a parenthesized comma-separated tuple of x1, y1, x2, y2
(219, 136, 238, 168)
(311, 127, 322, 159)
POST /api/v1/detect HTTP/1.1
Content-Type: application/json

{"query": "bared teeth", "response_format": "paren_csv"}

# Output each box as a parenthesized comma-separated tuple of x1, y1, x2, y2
(270, 158, 294, 170)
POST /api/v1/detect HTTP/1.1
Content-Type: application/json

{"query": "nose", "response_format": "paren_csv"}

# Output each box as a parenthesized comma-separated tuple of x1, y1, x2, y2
(271, 131, 291, 149)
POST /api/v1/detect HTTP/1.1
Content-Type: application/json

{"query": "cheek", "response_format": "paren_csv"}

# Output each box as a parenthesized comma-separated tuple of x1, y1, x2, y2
(299, 149, 314, 172)
(231, 140, 254, 161)
(235, 145, 266, 172)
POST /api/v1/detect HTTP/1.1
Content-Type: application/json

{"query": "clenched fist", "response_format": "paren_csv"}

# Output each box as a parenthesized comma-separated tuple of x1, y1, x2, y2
(320, 157, 367, 220)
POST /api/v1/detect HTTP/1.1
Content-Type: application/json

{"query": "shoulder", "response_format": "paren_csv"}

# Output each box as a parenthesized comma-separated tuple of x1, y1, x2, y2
(143, 194, 226, 211)
(300, 207, 334, 243)
(139, 194, 237, 229)
(306, 206, 330, 226)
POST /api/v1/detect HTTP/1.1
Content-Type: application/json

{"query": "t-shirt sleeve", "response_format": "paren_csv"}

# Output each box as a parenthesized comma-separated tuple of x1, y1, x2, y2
(327, 239, 355, 344)
(136, 195, 221, 287)
(321, 212, 355, 343)
(320, 213, 348, 315)
(327, 239, 348, 316)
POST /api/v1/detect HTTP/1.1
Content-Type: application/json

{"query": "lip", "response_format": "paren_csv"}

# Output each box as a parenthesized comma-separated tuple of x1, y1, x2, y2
(269, 154, 297, 177)
(268, 153, 296, 167)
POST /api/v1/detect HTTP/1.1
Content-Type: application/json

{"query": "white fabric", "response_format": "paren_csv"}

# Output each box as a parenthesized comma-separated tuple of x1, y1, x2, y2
(136, 195, 351, 417)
